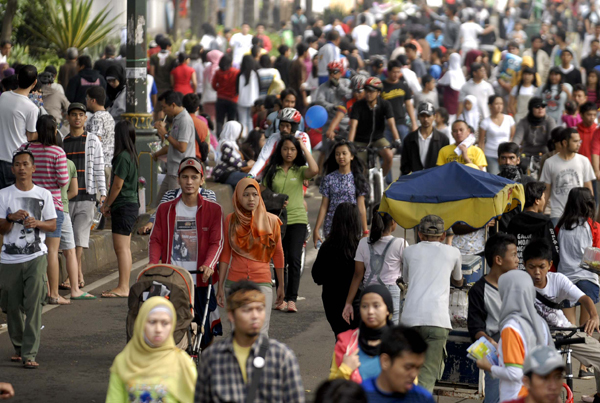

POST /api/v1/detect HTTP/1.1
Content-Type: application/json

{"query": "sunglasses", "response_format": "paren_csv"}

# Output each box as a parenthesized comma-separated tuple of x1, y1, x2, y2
(533, 105, 546, 109)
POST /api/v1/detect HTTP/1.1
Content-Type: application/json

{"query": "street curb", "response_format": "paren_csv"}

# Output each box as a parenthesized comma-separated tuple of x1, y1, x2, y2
(60, 182, 234, 280)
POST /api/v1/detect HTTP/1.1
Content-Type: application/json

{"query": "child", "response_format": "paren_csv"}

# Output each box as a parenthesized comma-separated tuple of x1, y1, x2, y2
(468, 233, 520, 403)
(459, 95, 480, 133)
(414, 74, 439, 109)
(314, 139, 369, 246)
(435, 107, 453, 144)
(523, 238, 600, 387)
(475, 270, 551, 403)
(586, 70, 600, 107)
(561, 100, 581, 128)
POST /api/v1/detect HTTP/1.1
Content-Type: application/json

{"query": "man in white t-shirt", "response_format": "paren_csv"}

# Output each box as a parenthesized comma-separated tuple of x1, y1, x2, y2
(523, 238, 600, 395)
(0, 150, 57, 369)
(540, 128, 596, 225)
(0, 64, 39, 189)
(458, 63, 496, 119)
(229, 23, 253, 68)
(401, 215, 463, 393)
(458, 13, 494, 55)
(351, 15, 373, 58)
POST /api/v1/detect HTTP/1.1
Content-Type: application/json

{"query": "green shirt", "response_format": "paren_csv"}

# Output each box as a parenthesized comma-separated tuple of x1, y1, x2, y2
(270, 165, 307, 225)
(111, 151, 139, 210)
(60, 160, 77, 214)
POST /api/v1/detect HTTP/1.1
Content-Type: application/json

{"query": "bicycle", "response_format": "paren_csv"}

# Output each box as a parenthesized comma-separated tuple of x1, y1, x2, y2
(520, 152, 543, 180)
(356, 145, 394, 224)
(550, 326, 586, 397)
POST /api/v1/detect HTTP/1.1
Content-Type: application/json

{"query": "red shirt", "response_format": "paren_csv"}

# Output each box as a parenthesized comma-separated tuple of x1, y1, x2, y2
(257, 34, 272, 52)
(211, 68, 240, 103)
(592, 127, 600, 158)
(170, 64, 195, 95)
(578, 122, 598, 161)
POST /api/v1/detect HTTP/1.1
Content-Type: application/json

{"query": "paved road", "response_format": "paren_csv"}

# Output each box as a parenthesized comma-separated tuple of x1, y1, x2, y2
(1, 163, 599, 402)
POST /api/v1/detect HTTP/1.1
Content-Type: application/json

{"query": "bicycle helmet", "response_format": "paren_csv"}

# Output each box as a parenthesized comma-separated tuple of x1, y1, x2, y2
(350, 74, 368, 93)
(364, 77, 383, 92)
(277, 107, 302, 134)
(327, 60, 345, 75)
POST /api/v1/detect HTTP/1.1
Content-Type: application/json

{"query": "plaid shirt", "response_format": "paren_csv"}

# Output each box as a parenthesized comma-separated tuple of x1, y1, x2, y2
(195, 334, 305, 403)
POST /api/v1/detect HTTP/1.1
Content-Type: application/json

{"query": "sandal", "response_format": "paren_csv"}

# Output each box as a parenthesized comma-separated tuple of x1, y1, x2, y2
(71, 292, 97, 300)
(23, 360, 39, 369)
(79, 281, 85, 289)
(59, 282, 71, 290)
(10, 355, 21, 362)
(48, 296, 71, 305)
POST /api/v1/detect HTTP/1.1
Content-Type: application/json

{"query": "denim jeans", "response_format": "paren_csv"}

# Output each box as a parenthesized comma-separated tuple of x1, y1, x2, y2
(484, 371, 500, 403)
(383, 123, 409, 184)
(486, 157, 500, 175)
(385, 284, 401, 325)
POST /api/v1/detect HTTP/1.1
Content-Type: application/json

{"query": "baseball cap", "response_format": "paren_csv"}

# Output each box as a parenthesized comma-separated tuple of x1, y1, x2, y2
(418, 102, 435, 116)
(523, 346, 565, 376)
(419, 215, 445, 236)
(68, 103, 86, 113)
(178, 158, 204, 175)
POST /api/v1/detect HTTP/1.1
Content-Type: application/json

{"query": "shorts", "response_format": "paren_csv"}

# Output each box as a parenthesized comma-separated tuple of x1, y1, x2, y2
(111, 203, 139, 236)
(46, 209, 64, 238)
(355, 137, 391, 164)
(566, 280, 600, 307)
(59, 213, 76, 250)
(69, 200, 96, 248)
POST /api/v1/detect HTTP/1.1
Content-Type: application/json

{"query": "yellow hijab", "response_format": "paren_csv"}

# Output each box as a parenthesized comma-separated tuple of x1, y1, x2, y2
(110, 297, 197, 402)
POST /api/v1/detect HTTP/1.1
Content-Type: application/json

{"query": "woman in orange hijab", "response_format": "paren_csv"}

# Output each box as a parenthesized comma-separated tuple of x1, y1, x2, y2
(216, 177, 284, 336)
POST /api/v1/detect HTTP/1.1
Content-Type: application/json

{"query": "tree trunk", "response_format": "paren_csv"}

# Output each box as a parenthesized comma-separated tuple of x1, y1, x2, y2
(191, 0, 205, 36)
(1, 0, 19, 42)
(305, 0, 313, 20)
(260, 0, 271, 28)
(243, 0, 254, 26)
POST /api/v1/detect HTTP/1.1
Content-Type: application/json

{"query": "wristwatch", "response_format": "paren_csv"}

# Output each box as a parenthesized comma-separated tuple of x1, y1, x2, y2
(6, 214, 12, 223)
(164, 132, 170, 139)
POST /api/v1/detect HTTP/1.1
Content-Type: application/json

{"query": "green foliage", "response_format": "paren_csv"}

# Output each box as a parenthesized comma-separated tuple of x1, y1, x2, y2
(29, 0, 121, 54)
(323, 6, 347, 25)
(7, 44, 65, 71)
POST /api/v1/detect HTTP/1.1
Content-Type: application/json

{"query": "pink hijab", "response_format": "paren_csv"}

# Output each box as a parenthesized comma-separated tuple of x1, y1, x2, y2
(204, 50, 223, 86)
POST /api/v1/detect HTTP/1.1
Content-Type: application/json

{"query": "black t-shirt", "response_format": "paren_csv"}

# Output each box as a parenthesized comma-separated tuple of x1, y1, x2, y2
(582, 54, 600, 73)
(563, 68, 582, 87)
(381, 78, 412, 123)
(350, 98, 394, 143)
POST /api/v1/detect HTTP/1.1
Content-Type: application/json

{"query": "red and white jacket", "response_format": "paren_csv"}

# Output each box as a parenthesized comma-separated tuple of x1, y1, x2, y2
(248, 130, 312, 179)
(149, 194, 224, 286)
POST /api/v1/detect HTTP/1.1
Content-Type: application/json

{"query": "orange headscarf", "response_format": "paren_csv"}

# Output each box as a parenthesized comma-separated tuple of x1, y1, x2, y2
(229, 178, 282, 263)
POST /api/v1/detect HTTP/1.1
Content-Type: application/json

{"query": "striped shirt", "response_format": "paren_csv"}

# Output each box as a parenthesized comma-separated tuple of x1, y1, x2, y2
(20, 142, 69, 210)
(63, 133, 95, 201)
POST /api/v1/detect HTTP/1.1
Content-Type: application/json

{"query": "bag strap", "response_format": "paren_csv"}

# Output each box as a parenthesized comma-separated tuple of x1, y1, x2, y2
(246, 337, 270, 402)
(536, 291, 565, 310)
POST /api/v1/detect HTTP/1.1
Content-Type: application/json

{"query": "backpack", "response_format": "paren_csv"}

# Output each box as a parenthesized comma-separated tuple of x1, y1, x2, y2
(365, 238, 398, 286)
(193, 122, 209, 163)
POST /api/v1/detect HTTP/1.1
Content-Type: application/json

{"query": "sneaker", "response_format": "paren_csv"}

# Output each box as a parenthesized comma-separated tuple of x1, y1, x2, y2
(274, 301, 287, 311)
(287, 301, 298, 313)
(579, 368, 595, 380)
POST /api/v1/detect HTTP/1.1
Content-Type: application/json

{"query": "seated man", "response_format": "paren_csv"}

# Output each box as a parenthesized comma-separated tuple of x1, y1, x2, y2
(437, 120, 487, 170)
(504, 346, 565, 403)
(523, 239, 600, 398)
(363, 326, 435, 403)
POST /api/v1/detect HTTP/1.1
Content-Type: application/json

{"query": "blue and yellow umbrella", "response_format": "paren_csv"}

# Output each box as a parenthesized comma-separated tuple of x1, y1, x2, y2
(380, 162, 525, 230)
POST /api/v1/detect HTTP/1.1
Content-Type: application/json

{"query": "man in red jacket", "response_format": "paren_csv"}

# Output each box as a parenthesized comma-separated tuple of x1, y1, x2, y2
(149, 158, 224, 287)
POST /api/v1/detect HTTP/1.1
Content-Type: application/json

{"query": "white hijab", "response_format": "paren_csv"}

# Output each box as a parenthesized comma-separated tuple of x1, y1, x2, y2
(460, 95, 480, 131)
(438, 53, 466, 91)
(218, 121, 245, 159)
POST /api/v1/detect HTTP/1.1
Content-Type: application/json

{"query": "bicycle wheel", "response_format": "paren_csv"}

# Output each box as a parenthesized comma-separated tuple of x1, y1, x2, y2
(372, 170, 383, 209)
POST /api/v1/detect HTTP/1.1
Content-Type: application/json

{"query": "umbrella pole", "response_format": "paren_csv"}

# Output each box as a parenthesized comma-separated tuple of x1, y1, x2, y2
(484, 227, 489, 275)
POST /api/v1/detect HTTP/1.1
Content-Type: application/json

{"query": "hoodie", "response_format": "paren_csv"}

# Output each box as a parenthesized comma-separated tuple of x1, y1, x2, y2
(577, 121, 597, 162)
(66, 68, 107, 104)
(506, 211, 560, 271)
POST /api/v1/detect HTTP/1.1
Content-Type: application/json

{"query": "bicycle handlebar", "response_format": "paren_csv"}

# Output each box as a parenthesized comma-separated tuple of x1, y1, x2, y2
(355, 145, 395, 152)
(555, 337, 587, 348)
(549, 326, 585, 332)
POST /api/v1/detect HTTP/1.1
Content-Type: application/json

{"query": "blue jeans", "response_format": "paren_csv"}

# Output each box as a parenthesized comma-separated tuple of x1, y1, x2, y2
(383, 123, 409, 184)
(225, 171, 247, 189)
(46, 209, 64, 238)
(385, 284, 401, 325)
(485, 371, 500, 403)
(486, 157, 500, 175)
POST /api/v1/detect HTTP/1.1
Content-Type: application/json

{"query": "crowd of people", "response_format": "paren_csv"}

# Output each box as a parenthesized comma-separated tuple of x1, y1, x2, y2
(4, 0, 600, 402)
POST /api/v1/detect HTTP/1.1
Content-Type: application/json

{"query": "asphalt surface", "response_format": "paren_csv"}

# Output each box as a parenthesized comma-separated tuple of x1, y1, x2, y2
(1, 159, 600, 402)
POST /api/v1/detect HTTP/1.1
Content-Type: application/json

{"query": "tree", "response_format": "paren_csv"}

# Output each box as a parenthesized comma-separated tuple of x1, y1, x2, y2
(243, 0, 254, 26)
(0, 0, 18, 42)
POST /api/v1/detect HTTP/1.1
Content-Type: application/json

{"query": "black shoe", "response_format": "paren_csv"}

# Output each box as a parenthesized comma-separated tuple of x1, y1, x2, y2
(579, 368, 595, 380)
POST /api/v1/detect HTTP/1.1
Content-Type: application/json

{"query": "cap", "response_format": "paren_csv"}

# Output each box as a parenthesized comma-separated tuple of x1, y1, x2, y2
(178, 158, 204, 175)
(418, 101, 435, 116)
(523, 346, 565, 376)
(529, 97, 547, 109)
(68, 103, 86, 113)
(419, 215, 445, 236)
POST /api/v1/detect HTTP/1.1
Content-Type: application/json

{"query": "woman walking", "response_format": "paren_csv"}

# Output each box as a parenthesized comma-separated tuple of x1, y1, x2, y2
(263, 135, 319, 312)
(538, 67, 572, 124)
(106, 65, 126, 123)
(437, 53, 465, 124)
(202, 50, 223, 126)
(312, 203, 362, 337)
(170, 53, 197, 95)
(478, 95, 516, 175)
(212, 54, 239, 136)
(216, 178, 284, 336)
(343, 207, 408, 325)
(236, 55, 260, 134)
(101, 121, 139, 298)
(106, 296, 197, 402)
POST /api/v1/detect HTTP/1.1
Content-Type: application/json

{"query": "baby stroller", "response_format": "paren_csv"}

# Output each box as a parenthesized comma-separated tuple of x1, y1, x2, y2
(127, 264, 214, 365)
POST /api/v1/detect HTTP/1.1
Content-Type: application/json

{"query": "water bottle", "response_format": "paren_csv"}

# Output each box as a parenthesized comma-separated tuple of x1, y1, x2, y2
(91, 205, 102, 230)
(316, 240, 322, 249)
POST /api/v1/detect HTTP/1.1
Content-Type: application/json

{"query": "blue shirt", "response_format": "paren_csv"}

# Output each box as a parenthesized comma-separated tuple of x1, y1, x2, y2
(362, 377, 436, 403)
(358, 348, 382, 381)
(425, 33, 444, 49)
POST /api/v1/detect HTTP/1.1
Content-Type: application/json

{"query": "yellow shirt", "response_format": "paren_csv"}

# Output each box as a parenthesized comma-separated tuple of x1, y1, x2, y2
(233, 339, 252, 383)
(436, 145, 488, 168)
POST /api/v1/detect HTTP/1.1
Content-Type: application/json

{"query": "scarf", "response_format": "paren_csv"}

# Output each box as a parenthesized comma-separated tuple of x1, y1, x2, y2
(460, 95, 480, 130)
(498, 270, 552, 350)
(464, 50, 483, 74)
(498, 164, 522, 182)
(218, 121, 244, 159)
(527, 99, 546, 127)
(204, 50, 224, 89)
(438, 53, 466, 91)
(358, 285, 393, 356)
(110, 297, 197, 403)
(230, 178, 282, 263)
